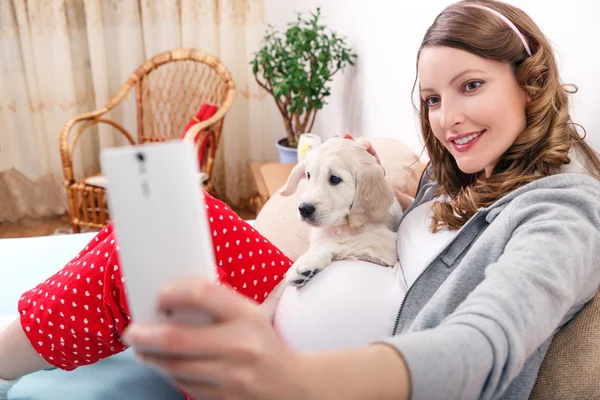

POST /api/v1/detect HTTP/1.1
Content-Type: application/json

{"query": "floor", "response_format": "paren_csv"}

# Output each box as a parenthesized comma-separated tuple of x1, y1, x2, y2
(0, 207, 257, 239)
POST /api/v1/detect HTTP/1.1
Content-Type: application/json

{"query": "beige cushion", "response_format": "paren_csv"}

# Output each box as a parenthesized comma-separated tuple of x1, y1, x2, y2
(254, 137, 425, 261)
(530, 289, 600, 399)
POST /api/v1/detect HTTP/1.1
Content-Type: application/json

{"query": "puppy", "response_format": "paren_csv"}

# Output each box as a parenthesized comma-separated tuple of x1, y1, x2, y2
(278, 138, 402, 287)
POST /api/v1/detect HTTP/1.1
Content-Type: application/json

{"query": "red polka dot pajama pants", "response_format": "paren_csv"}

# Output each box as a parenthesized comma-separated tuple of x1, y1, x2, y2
(17, 193, 292, 399)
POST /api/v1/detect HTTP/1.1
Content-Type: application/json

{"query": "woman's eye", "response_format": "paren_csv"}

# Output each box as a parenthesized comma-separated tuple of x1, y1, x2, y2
(464, 80, 483, 92)
(329, 175, 342, 185)
(306, 172, 311, 180)
(425, 96, 440, 106)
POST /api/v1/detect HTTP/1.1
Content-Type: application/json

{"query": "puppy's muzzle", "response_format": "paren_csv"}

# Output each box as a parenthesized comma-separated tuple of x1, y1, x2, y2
(298, 202, 316, 219)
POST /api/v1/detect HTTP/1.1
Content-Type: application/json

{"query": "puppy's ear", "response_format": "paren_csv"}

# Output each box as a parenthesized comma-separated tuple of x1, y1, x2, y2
(278, 159, 308, 197)
(348, 163, 393, 229)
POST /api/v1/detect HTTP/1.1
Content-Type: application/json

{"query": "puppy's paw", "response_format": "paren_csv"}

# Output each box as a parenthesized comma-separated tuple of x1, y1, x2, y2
(286, 268, 322, 288)
(286, 254, 328, 288)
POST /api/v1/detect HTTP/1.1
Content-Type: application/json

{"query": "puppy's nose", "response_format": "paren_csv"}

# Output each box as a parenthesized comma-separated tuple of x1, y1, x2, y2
(298, 203, 316, 218)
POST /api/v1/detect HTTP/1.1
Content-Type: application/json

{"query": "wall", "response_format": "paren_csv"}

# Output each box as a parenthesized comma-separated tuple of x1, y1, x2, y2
(264, 0, 600, 157)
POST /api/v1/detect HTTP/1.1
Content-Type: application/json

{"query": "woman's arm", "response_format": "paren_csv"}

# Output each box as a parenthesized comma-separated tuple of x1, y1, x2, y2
(394, 189, 414, 212)
(299, 344, 411, 400)
(380, 184, 600, 400)
(125, 277, 411, 400)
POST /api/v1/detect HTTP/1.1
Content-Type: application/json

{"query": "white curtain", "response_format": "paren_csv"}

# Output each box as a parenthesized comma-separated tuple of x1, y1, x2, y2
(0, 0, 272, 222)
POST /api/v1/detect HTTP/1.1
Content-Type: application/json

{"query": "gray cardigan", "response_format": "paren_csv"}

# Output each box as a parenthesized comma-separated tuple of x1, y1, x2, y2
(382, 162, 600, 399)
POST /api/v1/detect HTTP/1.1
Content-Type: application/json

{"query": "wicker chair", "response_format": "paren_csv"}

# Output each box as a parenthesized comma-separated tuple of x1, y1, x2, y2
(59, 48, 236, 233)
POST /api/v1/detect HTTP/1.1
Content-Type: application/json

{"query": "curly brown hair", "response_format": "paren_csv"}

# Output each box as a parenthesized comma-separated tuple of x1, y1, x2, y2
(414, 0, 600, 232)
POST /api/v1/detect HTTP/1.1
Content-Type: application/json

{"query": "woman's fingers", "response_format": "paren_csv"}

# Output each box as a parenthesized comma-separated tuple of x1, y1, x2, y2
(125, 322, 224, 357)
(158, 277, 262, 323)
(138, 351, 223, 385)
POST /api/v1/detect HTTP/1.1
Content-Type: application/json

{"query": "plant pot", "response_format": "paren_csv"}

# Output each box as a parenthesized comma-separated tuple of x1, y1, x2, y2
(275, 138, 298, 163)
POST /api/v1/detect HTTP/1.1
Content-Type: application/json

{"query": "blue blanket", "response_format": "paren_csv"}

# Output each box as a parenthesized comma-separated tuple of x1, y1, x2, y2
(0, 232, 184, 399)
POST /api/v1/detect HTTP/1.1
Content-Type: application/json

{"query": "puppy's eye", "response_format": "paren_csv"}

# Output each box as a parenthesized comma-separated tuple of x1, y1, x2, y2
(306, 172, 311, 180)
(329, 175, 342, 185)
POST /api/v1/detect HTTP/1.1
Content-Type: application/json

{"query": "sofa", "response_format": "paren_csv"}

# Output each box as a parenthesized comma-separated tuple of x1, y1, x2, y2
(2, 137, 598, 399)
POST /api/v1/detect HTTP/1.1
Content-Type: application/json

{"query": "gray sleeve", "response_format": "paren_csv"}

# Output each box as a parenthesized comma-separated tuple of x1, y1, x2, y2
(380, 187, 600, 400)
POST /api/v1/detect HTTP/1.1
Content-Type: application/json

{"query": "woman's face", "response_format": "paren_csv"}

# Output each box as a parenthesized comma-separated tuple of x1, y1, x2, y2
(418, 46, 528, 177)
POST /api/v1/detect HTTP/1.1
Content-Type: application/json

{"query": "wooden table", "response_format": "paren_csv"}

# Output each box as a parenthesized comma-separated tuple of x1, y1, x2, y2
(249, 162, 296, 212)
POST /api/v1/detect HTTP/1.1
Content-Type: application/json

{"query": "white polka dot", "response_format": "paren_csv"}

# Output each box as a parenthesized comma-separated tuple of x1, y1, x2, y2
(236, 240, 240, 245)
(85, 291, 90, 296)
(48, 321, 53, 326)
(73, 288, 77, 294)
(253, 280, 257, 286)
(216, 246, 220, 252)
(213, 231, 217, 237)
(222, 228, 227, 234)
(225, 242, 230, 248)
(249, 251, 253, 257)
(241, 269, 245, 275)
(228, 257, 233, 263)
(71, 316, 75, 321)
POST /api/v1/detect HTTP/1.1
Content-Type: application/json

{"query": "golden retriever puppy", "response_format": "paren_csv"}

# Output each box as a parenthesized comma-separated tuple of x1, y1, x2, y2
(278, 138, 402, 287)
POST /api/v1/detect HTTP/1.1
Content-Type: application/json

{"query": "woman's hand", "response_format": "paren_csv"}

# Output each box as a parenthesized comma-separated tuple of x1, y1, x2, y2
(338, 134, 385, 175)
(339, 134, 413, 211)
(123, 278, 308, 400)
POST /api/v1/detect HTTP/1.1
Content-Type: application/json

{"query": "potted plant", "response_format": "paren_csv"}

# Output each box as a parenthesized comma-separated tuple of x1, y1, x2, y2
(251, 8, 357, 162)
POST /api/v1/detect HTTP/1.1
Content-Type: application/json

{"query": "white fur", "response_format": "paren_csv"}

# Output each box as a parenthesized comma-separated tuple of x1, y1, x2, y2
(260, 139, 402, 319)
(277, 138, 402, 288)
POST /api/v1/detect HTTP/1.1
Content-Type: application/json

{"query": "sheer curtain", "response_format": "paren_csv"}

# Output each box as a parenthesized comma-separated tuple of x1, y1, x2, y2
(0, 0, 274, 222)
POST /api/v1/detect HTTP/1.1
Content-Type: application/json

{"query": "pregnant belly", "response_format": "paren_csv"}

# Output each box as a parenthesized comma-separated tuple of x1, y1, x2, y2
(273, 259, 406, 351)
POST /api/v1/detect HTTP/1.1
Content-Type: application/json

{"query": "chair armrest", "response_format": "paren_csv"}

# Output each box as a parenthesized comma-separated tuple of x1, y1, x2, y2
(181, 81, 236, 143)
(59, 76, 139, 183)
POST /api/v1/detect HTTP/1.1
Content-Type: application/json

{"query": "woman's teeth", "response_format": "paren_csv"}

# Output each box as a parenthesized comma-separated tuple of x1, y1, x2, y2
(453, 130, 483, 145)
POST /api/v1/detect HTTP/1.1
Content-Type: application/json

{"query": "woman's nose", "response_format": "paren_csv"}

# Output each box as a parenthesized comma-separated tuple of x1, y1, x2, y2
(439, 102, 465, 131)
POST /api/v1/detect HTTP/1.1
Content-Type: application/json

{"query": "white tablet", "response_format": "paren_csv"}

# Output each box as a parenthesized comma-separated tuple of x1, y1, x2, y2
(100, 140, 216, 326)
